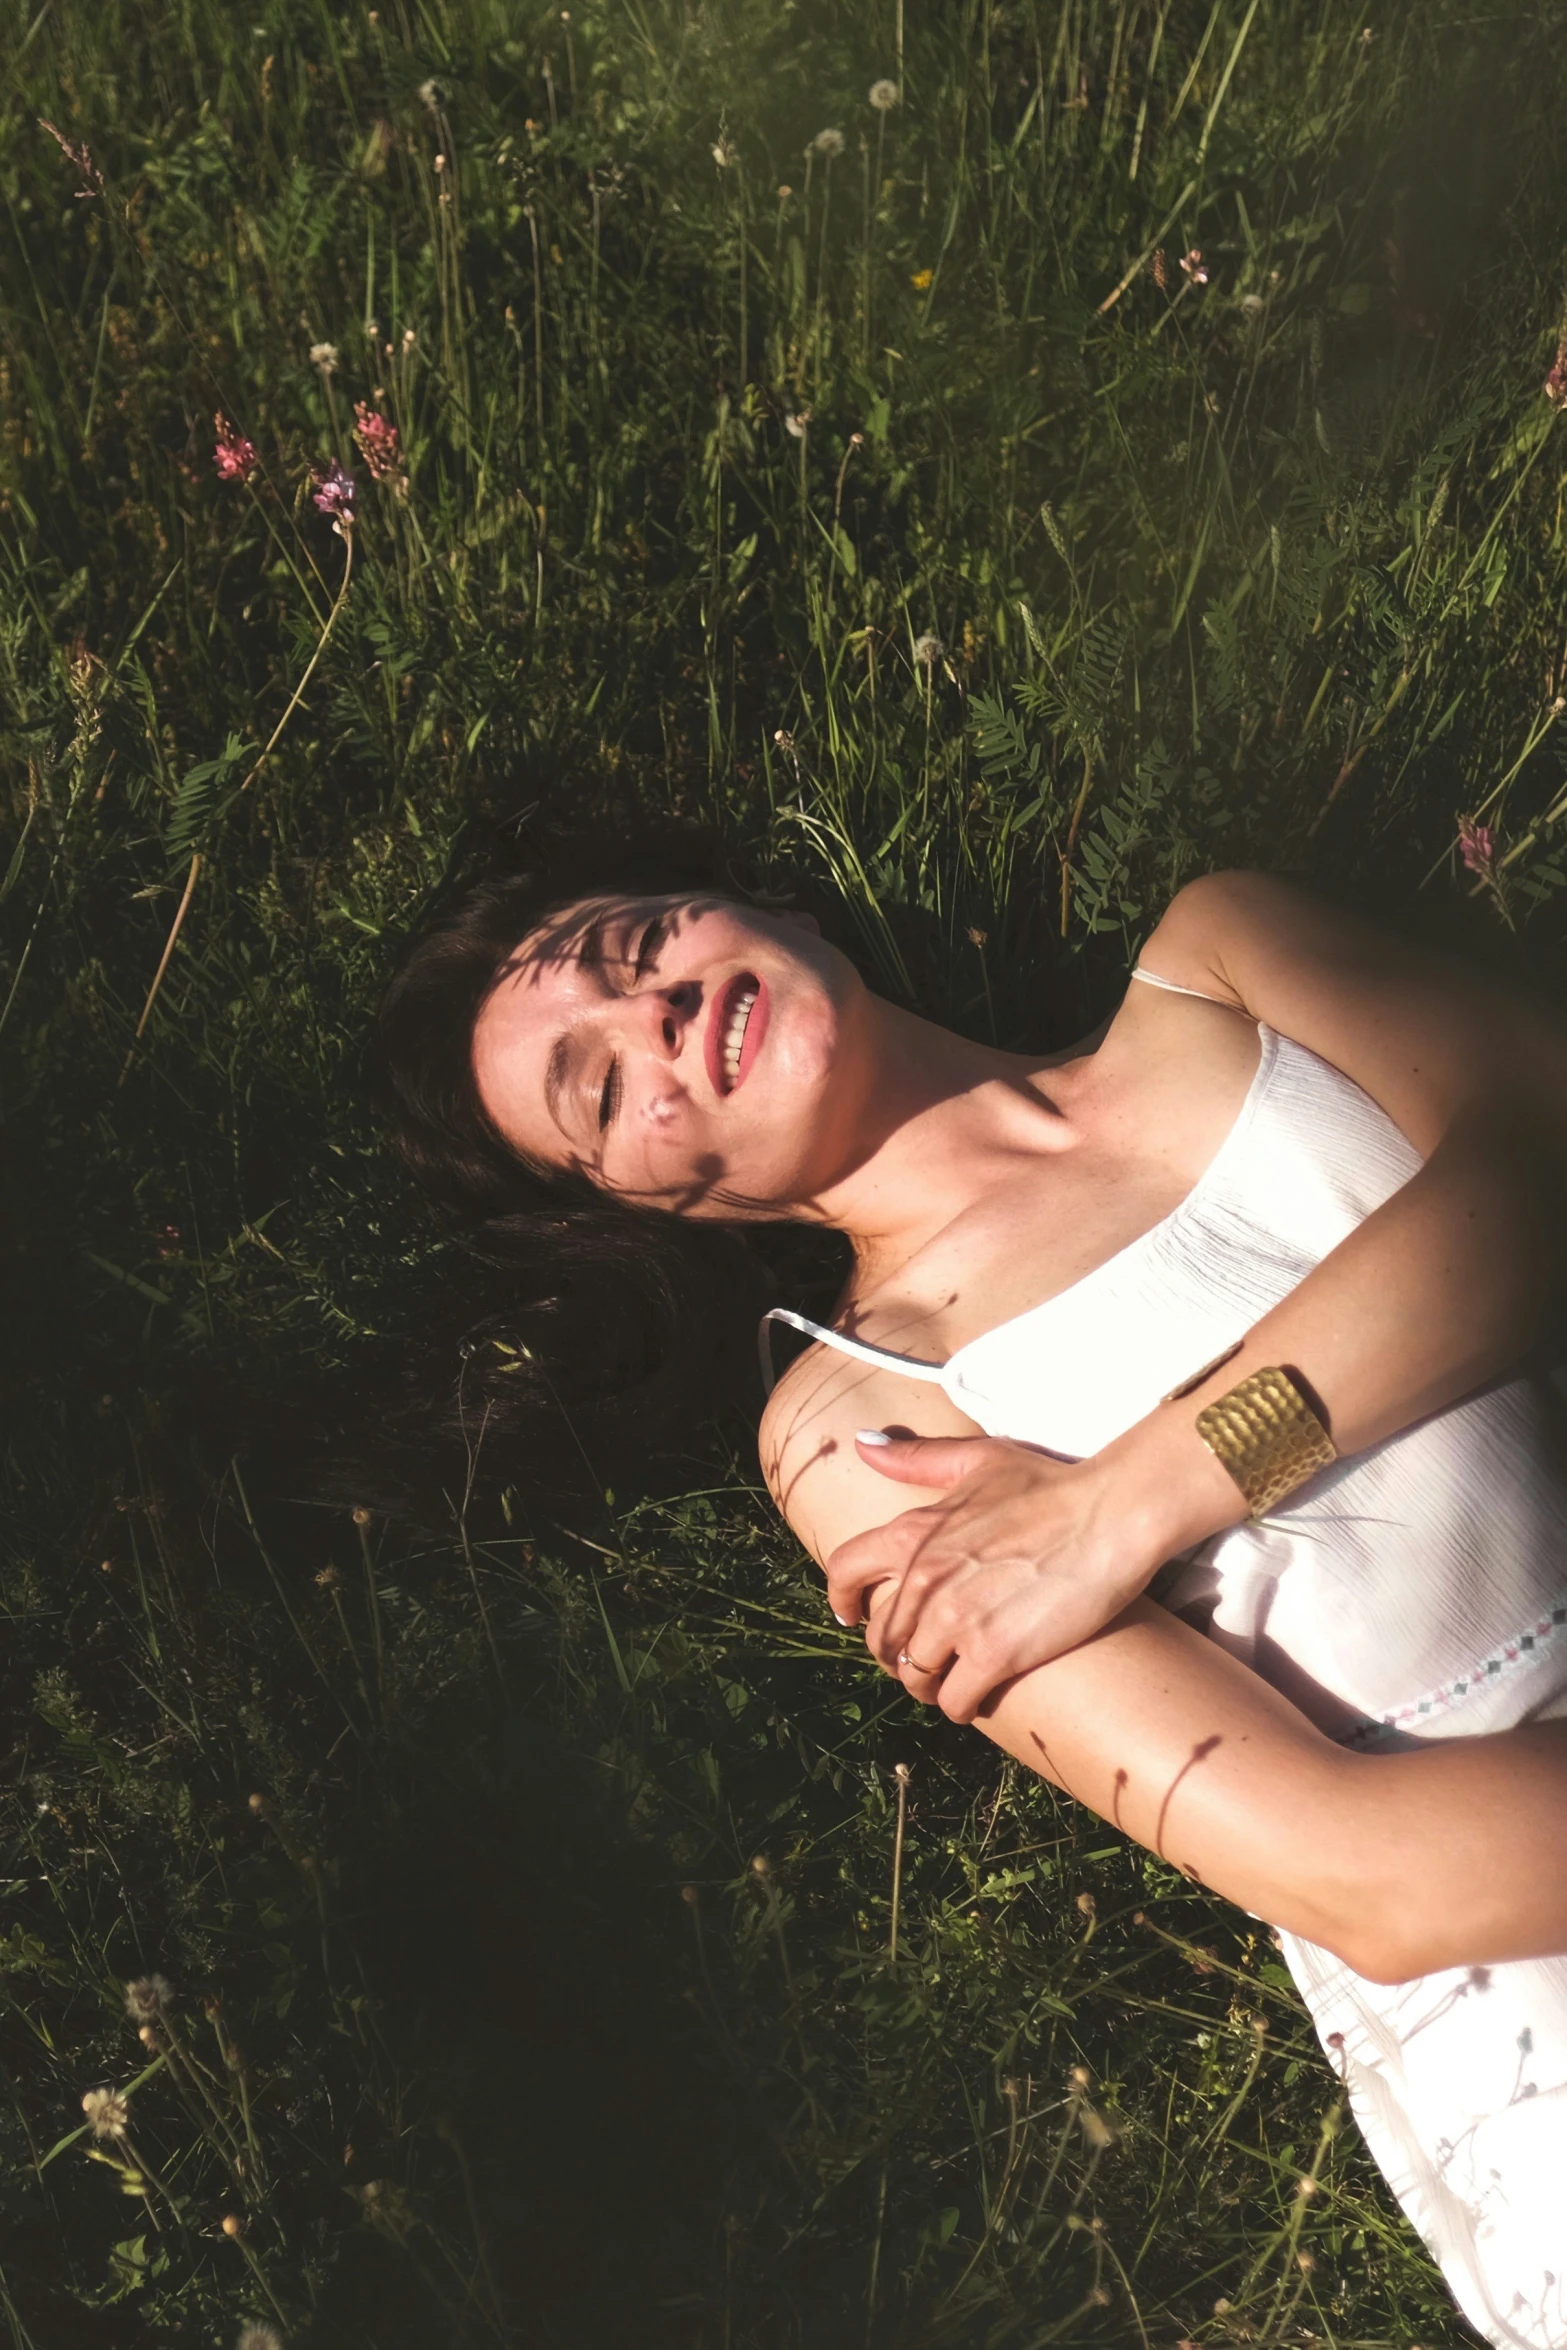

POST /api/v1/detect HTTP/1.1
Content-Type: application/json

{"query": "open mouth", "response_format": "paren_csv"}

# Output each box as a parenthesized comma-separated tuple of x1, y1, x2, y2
(708, 971, 767, 1096)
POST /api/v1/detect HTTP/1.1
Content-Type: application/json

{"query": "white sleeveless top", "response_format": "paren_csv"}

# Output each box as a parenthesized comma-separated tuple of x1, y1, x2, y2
(765, 973, 1567, 1747)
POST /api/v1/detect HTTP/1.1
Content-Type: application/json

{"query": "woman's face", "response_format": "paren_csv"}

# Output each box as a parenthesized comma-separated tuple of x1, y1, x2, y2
(471, 892, 871, 1215)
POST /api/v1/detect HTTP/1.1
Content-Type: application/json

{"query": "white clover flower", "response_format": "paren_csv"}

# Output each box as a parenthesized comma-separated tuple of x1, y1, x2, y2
(81, 2088, 130, 2140)
(309, 342, 339, 375)
(812, 127, 846, 158)
(869, 80, 900, 110)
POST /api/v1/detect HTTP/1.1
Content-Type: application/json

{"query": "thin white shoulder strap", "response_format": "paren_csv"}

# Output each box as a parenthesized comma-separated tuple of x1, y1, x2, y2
(1130, 964, 1234, 1009)
(758, 1307, 948, 1397)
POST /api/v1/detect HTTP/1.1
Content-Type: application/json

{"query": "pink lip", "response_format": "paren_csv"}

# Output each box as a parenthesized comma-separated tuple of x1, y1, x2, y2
(704, 971, 769, 1098)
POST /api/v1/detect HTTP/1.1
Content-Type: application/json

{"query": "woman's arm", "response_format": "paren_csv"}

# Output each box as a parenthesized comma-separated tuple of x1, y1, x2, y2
(829, 870, 1567, 1697)
(963, 1592, 1567, 1986)
(763, 1358, 1567, 1983)
(1118, 868, 1567, 1503)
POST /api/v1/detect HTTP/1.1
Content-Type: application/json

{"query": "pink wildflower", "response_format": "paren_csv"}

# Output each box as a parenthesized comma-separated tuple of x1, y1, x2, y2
(1179, 248, 1209, 286)
(39, 117, 103, 199)
(352, 402, 404, 485)
(310, 460, 357, 530)
(1458, 815, 1495, 877)
(1546, 334, 1567, 411)
(213, 414, 257, 485)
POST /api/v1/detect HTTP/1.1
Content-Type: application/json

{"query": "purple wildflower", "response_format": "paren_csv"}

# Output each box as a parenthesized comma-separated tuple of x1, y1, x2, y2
(1179, 248, 1209, 287)
(310, 460, 357, 529)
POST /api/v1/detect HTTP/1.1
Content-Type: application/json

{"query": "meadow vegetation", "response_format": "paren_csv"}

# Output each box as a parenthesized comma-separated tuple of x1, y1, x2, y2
(5, 0, 1567, 2341)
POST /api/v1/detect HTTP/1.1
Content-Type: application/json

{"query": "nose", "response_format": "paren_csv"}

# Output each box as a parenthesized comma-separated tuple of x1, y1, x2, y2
(626, 979, 701, 1060)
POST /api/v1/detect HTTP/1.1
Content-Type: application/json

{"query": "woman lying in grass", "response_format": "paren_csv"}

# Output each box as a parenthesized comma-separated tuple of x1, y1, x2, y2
(379, 834, 1567, 2350)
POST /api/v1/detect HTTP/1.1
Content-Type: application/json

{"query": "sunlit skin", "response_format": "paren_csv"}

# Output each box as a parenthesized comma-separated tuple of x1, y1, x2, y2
(473, 869, 1567, 1980)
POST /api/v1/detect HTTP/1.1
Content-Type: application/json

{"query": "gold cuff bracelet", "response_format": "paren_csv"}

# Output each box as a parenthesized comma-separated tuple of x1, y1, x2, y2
(1194, 1365, 1337, 1519)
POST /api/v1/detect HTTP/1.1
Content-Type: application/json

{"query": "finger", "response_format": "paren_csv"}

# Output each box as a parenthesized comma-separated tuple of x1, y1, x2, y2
(873, 1539, 966, 1665)
(824, 1517, 923, 1622)
(854, 1432, 1000, 1489)
(937, 1652, 1010, 1726)
(894, 1639, 956, 1707)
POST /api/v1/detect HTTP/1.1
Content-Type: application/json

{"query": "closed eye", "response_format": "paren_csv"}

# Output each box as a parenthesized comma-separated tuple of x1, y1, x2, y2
(598, 1057, 623, 1131)
(633, 913, 667, 979)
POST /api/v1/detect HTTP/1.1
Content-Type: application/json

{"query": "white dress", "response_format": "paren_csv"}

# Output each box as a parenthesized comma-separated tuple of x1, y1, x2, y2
(764, 974, 1567, 2350)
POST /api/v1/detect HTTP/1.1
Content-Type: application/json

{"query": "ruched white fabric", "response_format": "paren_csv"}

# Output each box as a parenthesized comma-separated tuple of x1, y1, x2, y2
(764, 978, 1567, 2346)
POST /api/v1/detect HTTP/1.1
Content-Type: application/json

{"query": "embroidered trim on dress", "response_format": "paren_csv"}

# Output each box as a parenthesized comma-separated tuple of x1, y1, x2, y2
(1337, 1598, 1567, 1749)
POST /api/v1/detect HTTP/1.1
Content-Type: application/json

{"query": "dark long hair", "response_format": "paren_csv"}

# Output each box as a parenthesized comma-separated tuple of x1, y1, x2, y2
(363, 819, 818, 1524)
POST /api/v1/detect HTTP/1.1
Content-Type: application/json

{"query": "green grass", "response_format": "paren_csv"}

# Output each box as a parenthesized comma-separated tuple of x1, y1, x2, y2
(5, 0, 1567, 2341)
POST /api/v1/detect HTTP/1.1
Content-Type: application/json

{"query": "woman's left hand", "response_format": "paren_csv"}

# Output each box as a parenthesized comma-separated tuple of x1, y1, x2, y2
(823, 1432, 1177, 1722)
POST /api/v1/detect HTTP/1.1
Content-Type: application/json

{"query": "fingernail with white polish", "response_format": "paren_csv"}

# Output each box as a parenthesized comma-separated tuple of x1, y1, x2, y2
(856, 1428, 893, 1446)
(832, 1610, 853, 1626)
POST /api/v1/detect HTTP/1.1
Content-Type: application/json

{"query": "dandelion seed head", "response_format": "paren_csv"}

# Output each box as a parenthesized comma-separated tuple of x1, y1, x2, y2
(124, 1974, 172, 2022)
(81, 2088, 129, 2139)
(811, 127, 846, 158)
(309, 341, 339, 375)
(912, 632, 944, 668)
(235, 2327, 285, 2350)
(868, 79, 900, 111)
(418, 78, 439, 111)
(1241, 292, 1264, 313)
(776, 183, 792, 201)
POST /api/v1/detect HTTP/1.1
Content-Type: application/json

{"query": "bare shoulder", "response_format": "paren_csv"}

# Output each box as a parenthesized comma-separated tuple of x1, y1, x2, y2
(1142, 867, 1557, 1146)
(759, 1333, 980, 1568)
(1139, 869, 1304, 1005)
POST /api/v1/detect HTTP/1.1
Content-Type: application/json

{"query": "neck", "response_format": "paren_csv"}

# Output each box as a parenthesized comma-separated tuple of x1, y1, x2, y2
(800, 994, 1082, 1279)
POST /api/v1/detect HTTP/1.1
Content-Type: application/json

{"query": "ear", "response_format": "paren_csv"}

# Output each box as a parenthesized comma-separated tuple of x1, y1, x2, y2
(780, 908, 821, 936)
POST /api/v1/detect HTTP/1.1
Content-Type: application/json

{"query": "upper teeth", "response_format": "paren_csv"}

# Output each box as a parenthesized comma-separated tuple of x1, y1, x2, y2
(721, 986, 757, 1086)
